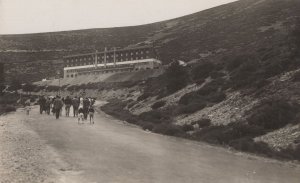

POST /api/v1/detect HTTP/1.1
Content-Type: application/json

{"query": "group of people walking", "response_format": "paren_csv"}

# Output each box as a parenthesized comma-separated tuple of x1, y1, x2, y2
(37, 95, 96, 124)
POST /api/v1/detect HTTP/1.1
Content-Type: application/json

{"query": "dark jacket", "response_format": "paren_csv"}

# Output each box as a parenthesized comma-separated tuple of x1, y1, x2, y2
(72, 98, 80, 108)
(64, 97, 72, 105)
(53, 98, 63, 110)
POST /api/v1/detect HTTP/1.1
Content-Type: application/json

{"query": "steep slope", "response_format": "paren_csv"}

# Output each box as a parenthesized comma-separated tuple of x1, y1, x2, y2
(1, 0, 300, 82)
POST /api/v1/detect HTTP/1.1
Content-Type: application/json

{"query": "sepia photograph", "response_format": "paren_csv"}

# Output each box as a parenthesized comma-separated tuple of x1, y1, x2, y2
(0, 0, 300, 182)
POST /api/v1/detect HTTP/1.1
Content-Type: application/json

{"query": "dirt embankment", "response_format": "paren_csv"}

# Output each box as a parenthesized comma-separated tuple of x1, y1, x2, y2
(0, 107, 79, 183)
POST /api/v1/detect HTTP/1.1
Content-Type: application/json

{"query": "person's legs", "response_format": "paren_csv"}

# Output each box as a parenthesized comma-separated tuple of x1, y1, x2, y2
(55, 109, 60, 119)
(75, 108, 78, 117)
(67, 105, 70, 116)
(40, 105, 43, 114)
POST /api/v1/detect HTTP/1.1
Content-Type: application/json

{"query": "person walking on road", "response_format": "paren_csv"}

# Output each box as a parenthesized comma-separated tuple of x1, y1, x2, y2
(72, 96, 80, 117)
(45, 97, 52, 115)
(25, 100, 31, 115)
(38, 95, 46, 114)
(83, 97, 90, 120)
(78, 107, 84, 124)
(88, 105, 95, 124)
(64, 96, 72, 117)
(53, 96, 63, 119)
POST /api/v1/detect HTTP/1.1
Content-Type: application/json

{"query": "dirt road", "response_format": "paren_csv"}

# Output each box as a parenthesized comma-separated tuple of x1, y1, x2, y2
(1, 103, 300, 183)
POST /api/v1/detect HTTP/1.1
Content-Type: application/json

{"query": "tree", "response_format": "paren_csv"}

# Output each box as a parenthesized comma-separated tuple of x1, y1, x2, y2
(165, 61, 188, 94)
(9, 78, 22, 91)
(22, 83, 36, 94)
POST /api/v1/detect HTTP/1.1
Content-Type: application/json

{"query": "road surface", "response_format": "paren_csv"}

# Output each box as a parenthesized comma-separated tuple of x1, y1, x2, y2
(1, 102, 300, 183)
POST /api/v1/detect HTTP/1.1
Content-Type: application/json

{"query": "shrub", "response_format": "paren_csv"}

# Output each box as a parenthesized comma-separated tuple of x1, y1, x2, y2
(175, 102, 207, 114)
(191, 62, 215, 81)
(193, 122, 266, 145)
(153, 123, 184, 136)
(151, 101, 166, 109)
(179, 80, 226, 106)
(280, 145, 300, 161)
(182, 124, 194, 132)
(193, 125, 229, 144)
(138, 121, 154, 131)
(196, 119, 211, 128)
(3, 105, 17, 113)
(210, 71, 225, 79)
(165, 61, 189, 94)
(247, 99, 299, 130)
(46, 85, 60, 92)
(195, 79, 205, 85)
(229, 138, 274, 157)
(139, 110, 171, 124)
(137, 93, 151, 101)
(0, 94, 19, 105)
(205, 91, 226, 103)
(292, 71, 300, 82)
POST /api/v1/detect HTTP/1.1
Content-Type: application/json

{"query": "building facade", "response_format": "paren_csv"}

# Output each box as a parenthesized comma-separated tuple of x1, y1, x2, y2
(63, 46, 161, 78)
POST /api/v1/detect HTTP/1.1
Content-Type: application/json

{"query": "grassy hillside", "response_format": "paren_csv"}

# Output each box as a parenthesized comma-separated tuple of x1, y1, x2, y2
(1, 0, 300, 82)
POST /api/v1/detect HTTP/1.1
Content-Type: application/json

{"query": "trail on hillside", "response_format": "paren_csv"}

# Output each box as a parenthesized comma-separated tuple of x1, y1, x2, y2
(1, 104, 300, 183)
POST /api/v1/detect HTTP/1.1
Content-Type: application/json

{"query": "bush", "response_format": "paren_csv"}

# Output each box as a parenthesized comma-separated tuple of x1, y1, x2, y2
(165, 61, 189, 94)
(153, 123, 184, 136)
(229, 138, 275, 157)
(46, 85, 60, 92)
(191, 62, 216, 81)
(179, 80, 226, 106)
(292, 71, 300, 82)
(193, 125, 229, 144)
(0, 93, 19, 105)
(137, 93, 151, 101)
(280, 145, 300, 161)
(247, 99, 299, 130)
(151, 101, 166, 109)
(175, 102, 207, 114)
(182, 124, 194, 132)
(139, 110, 171, 124)
(210, 71, 225, 79)
(138, 121, 154, 131)
(3, 105, 17, 113)
(195, 79, 205, 85)
(196, 119, 211, 128)
(193, 122, 267, 145)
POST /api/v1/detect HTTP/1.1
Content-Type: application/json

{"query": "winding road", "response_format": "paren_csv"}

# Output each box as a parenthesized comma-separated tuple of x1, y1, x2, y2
(1, 102, 300, 183)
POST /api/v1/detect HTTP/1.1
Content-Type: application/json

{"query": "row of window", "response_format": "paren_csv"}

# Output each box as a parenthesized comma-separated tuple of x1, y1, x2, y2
(65, 50, 150, 63)
(65, 56, 150, 67)
(66, 64, 137, 73)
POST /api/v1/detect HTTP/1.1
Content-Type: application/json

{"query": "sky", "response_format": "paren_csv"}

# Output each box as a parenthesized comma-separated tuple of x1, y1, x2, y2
(0, 0, 237, 35)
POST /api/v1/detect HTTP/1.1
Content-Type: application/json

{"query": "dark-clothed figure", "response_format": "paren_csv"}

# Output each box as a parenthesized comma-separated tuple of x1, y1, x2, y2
(53, 96, 63, 119)
(38, 96, 46, 114)
(83, 97, 90, 120)
(88, 105, 95, 124)
(45, 98, 52, 115)
(72, 97, 80, 117)
(64, 96, 72, 117)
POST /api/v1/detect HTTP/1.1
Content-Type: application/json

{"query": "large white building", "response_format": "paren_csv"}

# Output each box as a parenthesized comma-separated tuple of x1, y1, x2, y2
(63, 46, 162, 78)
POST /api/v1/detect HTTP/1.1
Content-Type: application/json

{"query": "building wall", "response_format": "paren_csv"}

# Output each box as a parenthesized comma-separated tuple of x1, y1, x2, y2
(63, 46, 160, 78)
(63, 46, 154, 68)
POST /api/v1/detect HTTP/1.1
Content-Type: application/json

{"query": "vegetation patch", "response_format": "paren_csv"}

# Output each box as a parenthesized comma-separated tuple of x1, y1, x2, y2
(151, 101, 166, 109)
(247, 98, 299, 130)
